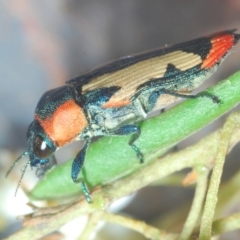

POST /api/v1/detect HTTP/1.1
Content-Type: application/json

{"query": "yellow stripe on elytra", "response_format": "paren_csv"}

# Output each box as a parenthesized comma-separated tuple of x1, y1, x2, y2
(82, 51, 202, 103)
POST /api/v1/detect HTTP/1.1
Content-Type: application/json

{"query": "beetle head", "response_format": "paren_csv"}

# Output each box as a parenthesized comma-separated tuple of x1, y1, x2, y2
(6, 120, 57, 195)
(27, 120, 57, 167)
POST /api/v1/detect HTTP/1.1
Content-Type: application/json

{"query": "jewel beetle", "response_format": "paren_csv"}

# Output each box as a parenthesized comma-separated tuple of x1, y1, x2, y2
(6, 30, 240, 202)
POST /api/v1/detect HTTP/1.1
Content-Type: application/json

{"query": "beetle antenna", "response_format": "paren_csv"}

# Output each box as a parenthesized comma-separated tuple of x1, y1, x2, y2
(15, 160, 30, 196)
(6, 151, 29, 178)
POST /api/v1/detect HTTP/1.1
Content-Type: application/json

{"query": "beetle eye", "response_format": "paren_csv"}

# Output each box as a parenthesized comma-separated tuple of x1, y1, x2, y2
(33, 135, 53, 158)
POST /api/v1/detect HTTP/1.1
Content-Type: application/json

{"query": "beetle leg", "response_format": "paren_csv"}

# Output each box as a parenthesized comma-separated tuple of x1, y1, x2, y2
(194, 92, 221, 104)
(144, 88, 220, 113)
(160, 89, 221, 103)
(71, 139, 91, 203)
(110, 125, 143, 163)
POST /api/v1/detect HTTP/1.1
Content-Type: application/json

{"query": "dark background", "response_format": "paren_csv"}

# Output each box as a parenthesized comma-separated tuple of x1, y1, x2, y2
(1, 1, 240, 239)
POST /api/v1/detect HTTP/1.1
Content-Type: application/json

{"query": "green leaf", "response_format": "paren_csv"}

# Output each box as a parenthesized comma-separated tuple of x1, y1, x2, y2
(29, 71, 240, 200)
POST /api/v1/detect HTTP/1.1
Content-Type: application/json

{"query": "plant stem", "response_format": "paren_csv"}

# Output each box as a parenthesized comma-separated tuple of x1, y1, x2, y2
(179, 166, 209, 240)
(199, 113, 239, 239)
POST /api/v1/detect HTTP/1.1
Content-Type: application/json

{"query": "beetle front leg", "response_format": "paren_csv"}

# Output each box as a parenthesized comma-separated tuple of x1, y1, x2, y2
(71, 139, 91, 203)
(111, 125, 143, 163)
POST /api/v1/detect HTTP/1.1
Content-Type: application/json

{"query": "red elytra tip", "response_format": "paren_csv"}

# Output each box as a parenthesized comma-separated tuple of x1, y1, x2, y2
(201, 33, 236, 69)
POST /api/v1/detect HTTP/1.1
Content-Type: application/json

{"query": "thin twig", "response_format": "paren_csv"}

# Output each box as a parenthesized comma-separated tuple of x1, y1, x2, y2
(212, 212, 240, 235)
(199, 113, 239, 239)
(179, 166, 210, 240)
(79, 212, 101, 240)
(101, 212, 178, 240)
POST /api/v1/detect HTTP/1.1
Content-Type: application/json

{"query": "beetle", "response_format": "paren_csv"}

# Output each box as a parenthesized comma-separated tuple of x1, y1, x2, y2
(6, 30, 240, 202)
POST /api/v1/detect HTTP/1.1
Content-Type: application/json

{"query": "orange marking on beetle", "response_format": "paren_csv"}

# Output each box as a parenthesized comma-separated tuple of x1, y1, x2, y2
(36, 100, 88, 147)
(201, 34, 234, 69)
(102, 99, 131, 108)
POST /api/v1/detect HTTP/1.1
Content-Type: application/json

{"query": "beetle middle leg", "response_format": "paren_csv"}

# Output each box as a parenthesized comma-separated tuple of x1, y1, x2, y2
(110, 125, 143, 163)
